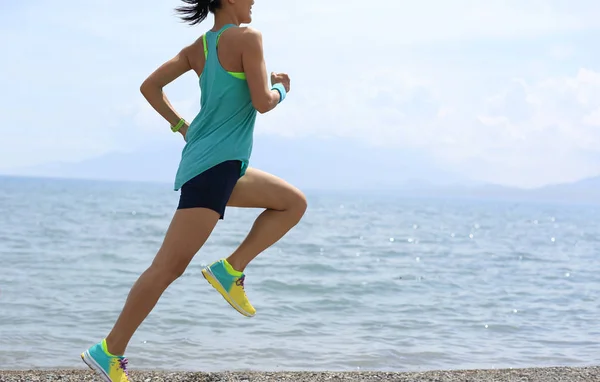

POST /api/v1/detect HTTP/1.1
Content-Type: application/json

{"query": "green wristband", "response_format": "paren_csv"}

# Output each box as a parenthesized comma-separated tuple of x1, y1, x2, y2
(171, 118, 186, 132)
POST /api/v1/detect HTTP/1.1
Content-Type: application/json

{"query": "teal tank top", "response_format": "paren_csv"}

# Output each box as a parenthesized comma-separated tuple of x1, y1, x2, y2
(174, 24, 257, 191)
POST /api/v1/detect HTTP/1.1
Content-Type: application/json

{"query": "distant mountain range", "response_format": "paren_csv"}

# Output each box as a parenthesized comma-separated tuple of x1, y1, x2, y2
(1, 135, 476, 189)
(392, 177, 600, 204)
(2, 134, 599, 204)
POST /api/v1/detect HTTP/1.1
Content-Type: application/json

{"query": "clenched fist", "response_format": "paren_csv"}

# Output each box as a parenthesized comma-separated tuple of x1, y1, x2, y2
(271, 72, 290, 93)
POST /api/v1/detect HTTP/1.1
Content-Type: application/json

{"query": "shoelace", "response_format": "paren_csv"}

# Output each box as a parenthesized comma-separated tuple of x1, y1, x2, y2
(235, 275, 245, 288)
(118, 358, 130, 378)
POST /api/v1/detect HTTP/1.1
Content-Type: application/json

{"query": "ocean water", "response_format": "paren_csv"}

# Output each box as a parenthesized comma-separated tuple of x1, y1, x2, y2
(0, 176, 598, 372)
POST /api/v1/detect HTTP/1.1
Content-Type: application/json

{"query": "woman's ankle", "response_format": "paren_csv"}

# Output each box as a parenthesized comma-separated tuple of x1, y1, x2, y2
(104, 336, 126, 356)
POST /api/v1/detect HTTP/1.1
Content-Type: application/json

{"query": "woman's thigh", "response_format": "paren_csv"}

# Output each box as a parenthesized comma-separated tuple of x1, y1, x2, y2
(227, 168, 306, 211)
(151, 207, 220, 274)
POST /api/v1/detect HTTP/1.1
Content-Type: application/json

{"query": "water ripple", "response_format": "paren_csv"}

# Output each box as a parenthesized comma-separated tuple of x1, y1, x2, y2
(0, 179, 599, 371)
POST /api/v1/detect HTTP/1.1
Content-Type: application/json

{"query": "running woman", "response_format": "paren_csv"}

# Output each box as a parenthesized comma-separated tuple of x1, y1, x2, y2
(81, 0, 307, 380)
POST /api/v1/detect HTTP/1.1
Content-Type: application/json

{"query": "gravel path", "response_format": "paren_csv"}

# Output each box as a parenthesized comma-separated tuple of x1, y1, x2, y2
(1, 367, 599, 382)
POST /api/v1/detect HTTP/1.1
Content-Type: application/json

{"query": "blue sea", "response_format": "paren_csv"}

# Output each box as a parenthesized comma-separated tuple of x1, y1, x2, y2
(0, 176, 598, 372)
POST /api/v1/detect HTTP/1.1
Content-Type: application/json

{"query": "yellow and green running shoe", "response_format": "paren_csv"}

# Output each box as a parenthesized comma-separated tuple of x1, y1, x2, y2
(202, 259, 256, 317)
(81, 339, 131, 382)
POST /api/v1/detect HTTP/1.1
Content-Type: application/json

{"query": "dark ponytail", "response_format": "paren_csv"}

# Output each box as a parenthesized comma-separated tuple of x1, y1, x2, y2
(175, 0, 222, 25)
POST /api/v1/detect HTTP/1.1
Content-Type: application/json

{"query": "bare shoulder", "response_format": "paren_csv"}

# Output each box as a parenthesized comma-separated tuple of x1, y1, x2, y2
(180, 36, 206, 72)
(239, 26, 262, 36)
(235, 27, 262, 53)
(238, 26, 262, 43)
(183, 36, 205, 55)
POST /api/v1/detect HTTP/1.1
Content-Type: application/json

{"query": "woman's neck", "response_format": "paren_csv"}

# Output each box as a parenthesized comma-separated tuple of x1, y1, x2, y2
(212, 10, 240, 30)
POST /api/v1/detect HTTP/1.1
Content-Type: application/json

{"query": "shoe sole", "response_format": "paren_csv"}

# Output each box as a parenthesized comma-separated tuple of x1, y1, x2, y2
(202, 266, 255, 317)
(81, 350, 112, 382)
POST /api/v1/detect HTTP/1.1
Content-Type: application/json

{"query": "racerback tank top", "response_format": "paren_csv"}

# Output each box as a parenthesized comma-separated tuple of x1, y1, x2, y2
(174, 24, 257, 191)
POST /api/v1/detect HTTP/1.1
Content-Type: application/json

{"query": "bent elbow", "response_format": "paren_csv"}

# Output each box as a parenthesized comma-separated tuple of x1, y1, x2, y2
(140, 78, 161, 99)
(255, 106, 269, 114)
(139, 80, 151, 97)
(253, 101, 271, 114)
(253, 93, 278, 114)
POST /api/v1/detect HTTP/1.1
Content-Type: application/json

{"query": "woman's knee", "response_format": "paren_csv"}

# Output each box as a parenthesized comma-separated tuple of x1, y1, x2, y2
(148, 207, 218, 284)
(284, 187, 307, 221)
(150, 249, 193, 284)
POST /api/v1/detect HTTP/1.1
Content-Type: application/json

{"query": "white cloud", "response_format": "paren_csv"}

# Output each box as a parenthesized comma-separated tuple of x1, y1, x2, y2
(257, 67, 600, 188)
(462, 69, 600, 187)
(548, 45, 576, 60)
(584, 108, 600, 126)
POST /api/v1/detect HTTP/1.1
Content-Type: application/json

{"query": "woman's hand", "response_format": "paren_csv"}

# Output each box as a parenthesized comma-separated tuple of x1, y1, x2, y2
(271, 72, 290, 93)
(179, 122, 189, 141)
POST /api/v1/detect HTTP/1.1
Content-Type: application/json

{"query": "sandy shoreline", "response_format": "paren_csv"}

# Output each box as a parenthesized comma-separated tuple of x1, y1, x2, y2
(0, 367, 598, 382)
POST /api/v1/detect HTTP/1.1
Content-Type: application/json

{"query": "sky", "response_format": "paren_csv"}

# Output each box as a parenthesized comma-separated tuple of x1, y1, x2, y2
(1, 0, 600, 188)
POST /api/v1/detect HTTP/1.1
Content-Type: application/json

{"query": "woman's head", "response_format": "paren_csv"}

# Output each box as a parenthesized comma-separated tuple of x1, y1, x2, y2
(176, 0, 254, 26)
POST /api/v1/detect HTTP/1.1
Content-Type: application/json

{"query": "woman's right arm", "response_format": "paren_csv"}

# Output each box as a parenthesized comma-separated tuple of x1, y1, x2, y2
(242, 28, 287, 114)
(140, 43, 198, 138)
